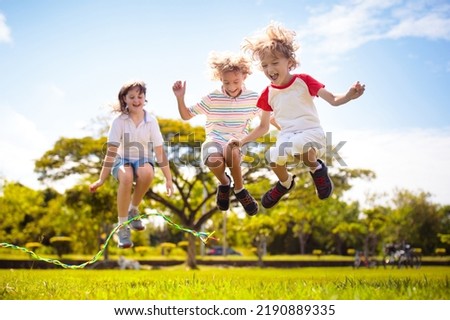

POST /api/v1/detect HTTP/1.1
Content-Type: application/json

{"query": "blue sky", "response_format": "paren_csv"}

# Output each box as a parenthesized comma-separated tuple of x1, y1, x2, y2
(1, 0, 449, 206)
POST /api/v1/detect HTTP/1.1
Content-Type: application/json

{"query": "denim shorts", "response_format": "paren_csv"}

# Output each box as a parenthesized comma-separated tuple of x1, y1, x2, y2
(111, 157, 155, 181)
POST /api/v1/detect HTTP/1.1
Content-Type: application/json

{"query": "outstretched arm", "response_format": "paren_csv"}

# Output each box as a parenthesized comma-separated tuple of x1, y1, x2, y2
(318, 81, 365, 106)
(172, 80, 193, 120)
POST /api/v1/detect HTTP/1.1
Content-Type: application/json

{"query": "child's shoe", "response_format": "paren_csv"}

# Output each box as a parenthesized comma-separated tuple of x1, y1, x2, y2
(310, 159, 333, 199)
(235, 189, 259, 216)
(216, 174, 232, 211)
(261, 176, 296, 208)
(128, 208, 145, 231)
(117, 226, 133, 249)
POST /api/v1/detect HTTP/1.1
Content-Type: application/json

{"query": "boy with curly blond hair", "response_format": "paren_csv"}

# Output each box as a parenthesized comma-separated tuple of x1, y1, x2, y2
(230, 22, 365, 208)
(172, 51, 260, 216)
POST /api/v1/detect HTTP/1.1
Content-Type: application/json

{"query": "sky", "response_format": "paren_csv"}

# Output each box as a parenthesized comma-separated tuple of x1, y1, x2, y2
(0, 0, 449, 206)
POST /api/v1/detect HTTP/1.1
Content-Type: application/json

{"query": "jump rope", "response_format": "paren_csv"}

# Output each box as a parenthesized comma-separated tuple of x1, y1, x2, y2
(0, 210, 216, 269)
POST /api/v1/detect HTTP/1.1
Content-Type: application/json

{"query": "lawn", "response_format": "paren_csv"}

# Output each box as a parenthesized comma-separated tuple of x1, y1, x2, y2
(1, 266, 448, 300)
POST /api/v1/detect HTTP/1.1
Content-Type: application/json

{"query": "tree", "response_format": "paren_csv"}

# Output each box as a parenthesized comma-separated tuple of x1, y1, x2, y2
(387, 189, 445, 254)
(0, 181, 50, 245)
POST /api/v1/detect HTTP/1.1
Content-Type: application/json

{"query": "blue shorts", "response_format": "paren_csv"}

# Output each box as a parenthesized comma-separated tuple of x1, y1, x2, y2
(111, 158, 155, 181)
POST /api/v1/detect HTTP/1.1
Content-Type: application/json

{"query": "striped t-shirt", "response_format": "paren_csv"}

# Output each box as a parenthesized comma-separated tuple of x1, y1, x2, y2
(188, 88, 260, 144)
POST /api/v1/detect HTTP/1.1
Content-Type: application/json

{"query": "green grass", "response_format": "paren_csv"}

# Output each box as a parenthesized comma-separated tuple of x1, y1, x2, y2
(1, 266, 448, 300)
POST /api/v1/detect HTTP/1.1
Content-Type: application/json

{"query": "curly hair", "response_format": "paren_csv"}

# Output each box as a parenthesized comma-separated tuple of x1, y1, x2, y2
(113, 80, 147, 114)
(242, 21, 300, 70)
(207, 51, 253, 81)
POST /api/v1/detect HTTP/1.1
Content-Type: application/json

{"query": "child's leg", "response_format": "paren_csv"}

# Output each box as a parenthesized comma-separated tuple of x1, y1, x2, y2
(116, 165, 134, 248)
(224, 145, 243, 190)
(291, 130, 333, 199)
(302, 148, 321, 171)
(225, 145, 258, 216)
(202, 142, 232, 211)
(131, 163, 154, 207)
(262, 134, 297, 209)
(206, 152, 231, 211)
(206, 152, 230, 185)
(127, 162, 154, 231)
(117, 165, 134, 220)
(270, 162, 290, 184)
(297, 145, 333, 200)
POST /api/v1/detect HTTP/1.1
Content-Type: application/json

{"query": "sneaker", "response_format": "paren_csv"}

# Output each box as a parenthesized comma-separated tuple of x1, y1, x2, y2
(128, 208, 145, 231)
(216, 174, 232, 211)
(261, 175, 296, 209)
(235, 189, 259, 216)
(117, 227, 133, 249)
(310, 159, 334, 199)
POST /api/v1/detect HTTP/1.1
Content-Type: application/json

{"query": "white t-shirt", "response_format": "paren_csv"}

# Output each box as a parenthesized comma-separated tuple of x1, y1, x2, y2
(257, 74, 325, 133)
(107, 110, 163, 160)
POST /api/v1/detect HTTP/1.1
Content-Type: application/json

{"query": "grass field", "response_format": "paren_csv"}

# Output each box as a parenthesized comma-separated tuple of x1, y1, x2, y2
(1, 266, 448, 300)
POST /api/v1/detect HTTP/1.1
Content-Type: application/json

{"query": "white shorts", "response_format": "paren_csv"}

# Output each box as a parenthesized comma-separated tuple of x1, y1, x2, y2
(267, 127, 326, 165)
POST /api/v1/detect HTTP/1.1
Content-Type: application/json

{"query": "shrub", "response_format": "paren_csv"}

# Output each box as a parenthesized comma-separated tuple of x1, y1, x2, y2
(313, 249, 323, 258)
(49, 236, 72, 258)
(160, 242, 176, 257)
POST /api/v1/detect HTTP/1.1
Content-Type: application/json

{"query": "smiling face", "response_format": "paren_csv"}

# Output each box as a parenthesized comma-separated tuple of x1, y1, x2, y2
(122, 86, 146, 113)
(221, 70, 246, 98)
(260, 50, 294, 86)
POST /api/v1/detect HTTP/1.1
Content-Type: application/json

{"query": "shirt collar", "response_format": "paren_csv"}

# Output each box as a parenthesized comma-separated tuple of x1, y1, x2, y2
(119, 109, 149, 123)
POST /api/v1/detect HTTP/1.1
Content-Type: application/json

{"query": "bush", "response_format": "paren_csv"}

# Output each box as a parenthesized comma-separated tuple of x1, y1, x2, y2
(134, 246, 151, 257)
(313, 249, 323, 258)
(160, 242, 176, 257)
(49, 236, 72, 258)
(177, 241, 189, 252)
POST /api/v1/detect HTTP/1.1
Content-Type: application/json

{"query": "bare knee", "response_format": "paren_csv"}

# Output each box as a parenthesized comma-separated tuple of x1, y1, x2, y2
(135, 164, 154, 184)
(206, 153, 225, 169)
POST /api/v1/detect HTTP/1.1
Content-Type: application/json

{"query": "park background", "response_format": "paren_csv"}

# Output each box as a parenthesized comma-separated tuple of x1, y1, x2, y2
(0, 0, 449, 269)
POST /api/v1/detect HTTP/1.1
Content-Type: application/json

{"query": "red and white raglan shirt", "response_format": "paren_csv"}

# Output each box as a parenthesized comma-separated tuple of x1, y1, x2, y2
(257, 74, 327, 163)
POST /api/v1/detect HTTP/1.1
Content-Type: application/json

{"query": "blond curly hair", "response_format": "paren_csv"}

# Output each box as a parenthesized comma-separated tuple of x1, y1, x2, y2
(242, 21, 300, 70)
(207, 51, 252, 81)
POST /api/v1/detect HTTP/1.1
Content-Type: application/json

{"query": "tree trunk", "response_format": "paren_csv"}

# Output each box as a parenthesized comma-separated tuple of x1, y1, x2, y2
(298, 232, 306, 254)
(256, 236, 266, 267)
(186, 233, 198, 270)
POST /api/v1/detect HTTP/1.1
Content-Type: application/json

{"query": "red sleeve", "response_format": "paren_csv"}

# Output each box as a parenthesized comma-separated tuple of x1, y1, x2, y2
(256, 87, 273, 111)
(298, 74, 325, 97)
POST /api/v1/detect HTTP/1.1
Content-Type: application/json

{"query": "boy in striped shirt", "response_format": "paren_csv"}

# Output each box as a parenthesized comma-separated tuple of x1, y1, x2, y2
(172, 51, 260, 216)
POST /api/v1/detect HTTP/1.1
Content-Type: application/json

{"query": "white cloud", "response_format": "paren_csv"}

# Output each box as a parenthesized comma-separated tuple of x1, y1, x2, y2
(0, 107, 50, 189)
(335, 127, 450, 207)
(298, 0, 450, 56)
(0, 13, 12, 43)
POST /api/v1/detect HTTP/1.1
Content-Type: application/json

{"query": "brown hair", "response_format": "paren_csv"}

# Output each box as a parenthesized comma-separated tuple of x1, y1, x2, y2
(113, 80, 147, 113)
